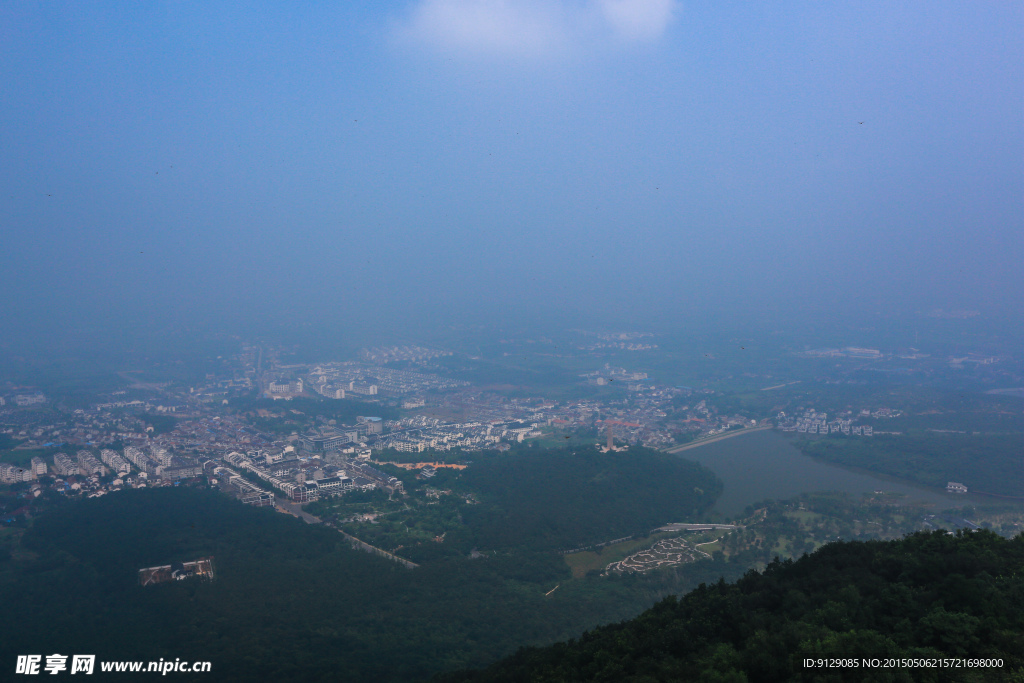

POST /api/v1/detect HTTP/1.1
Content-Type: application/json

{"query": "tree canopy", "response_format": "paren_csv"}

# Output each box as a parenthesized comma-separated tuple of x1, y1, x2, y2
(443, 530, 1024, 682)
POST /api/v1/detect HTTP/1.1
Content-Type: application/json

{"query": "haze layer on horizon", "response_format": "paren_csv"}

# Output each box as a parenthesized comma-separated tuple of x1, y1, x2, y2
(2, 2, 1021, 353)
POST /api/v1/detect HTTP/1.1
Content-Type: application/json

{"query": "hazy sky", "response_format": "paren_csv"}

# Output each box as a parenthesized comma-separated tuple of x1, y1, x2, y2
(2, 1, 1022, 349)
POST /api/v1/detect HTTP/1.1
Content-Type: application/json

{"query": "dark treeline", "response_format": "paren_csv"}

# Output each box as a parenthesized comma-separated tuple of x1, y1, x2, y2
(443, 530, 1024, 682)
(455, 448, 722, 551)
(0, 487, 738, 682)
(796, 434, 1024, 498)
(314, 446, 722, 562)
(373, 446, 472, 465)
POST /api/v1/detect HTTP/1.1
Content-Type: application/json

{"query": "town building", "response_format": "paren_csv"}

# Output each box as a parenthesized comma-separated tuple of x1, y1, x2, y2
(30, 456, 47, 477)
(14, 392, 46, 407)
(0, 463, 35, 483)
(299, 427, 351, 454)
(52, 452, 78, 477)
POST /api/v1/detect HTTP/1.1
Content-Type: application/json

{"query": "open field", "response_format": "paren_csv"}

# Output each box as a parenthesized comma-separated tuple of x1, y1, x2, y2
(564, 532, 677, 578)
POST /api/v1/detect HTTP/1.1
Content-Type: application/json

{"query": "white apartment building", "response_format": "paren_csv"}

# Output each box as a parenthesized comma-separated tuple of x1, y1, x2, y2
(76, 450, 107, 477)
(101, 449, 132, 474)
(124, 446, 155, 473)
(31, 456, 47, 477)
(0, 463, 35, 483)
(52, 452, 77, 477)
(150, 447, 173, 467)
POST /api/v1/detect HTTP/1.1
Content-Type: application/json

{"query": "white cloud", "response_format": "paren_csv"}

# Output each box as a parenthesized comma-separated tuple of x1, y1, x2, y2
(397, 0, 678, 59)
(598, 0, 676, 41)
(404, 0, 567, 57)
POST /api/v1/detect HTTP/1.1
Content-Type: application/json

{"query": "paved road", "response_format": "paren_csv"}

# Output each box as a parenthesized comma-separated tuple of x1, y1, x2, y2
(273, 496, 418, 568)
(335, 528, 419, 569)
(274, 497, 322, 524)
(664, 425, 772, 453)
(655, 523, 739, 532)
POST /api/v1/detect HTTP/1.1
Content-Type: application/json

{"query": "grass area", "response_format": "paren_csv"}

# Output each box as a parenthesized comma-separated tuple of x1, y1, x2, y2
(696, 540, 722, 554)
(783, 510, 822, 523)
(566, 528, 740, 577)
(563, 532, 677, 578)
(770, 538, 792, 557)
(530, 433, 598, 450)
(0, 448, 50, 468)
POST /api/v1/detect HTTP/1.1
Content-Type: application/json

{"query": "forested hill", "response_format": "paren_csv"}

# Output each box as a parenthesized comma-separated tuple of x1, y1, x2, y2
(441, 531, 1024, 682)
(0, 486, 731, 682)
(456, 447, 723, 551)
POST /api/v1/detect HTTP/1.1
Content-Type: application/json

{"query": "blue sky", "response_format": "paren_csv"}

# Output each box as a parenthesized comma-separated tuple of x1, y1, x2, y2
(2, 1, 1021, 347)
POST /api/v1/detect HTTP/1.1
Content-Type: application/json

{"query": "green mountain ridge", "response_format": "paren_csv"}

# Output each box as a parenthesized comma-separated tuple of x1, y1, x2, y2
(441, 531, 1024, 682)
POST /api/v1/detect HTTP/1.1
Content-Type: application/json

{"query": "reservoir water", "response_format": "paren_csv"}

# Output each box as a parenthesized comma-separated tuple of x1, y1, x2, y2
(677, 429, 970, 517)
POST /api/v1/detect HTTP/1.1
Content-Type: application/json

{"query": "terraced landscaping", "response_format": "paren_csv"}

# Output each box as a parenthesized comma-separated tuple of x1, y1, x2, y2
(605, 536, 708, 574)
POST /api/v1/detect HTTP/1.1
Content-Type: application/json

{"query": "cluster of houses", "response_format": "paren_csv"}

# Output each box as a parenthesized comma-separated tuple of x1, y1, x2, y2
(221, 449, 402, 505)
(777, 410, 874, 436)
(262, 361, 471, 401)
(1, 392, 46, 407)
(0, 444, 211, 507)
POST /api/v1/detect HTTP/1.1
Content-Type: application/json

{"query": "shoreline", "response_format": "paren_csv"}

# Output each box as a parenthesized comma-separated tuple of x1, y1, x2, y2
(663, 425, 773, 453)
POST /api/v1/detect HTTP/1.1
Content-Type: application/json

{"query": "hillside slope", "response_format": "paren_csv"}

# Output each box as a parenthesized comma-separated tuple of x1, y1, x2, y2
(442, 530, 1024, 682)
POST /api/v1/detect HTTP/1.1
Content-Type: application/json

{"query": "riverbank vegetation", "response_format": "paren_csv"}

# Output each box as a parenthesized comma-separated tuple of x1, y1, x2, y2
(795, 433, 1024, 498)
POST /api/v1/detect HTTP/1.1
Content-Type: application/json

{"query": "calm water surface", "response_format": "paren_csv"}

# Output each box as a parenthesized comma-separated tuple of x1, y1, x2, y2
(678, 429, 971, 517)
